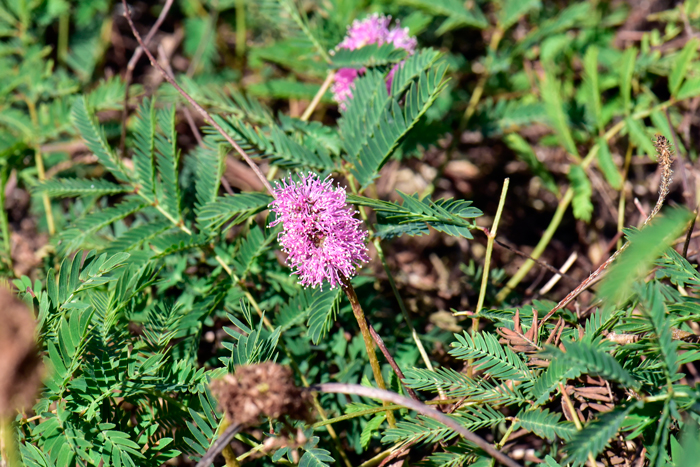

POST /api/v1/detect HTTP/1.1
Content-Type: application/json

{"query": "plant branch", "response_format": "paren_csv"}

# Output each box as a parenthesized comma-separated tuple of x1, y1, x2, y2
(310, 383, 523, 467)
(301, 70, 335, 121)
(194, 421, 242, 467)
(368, 324, 420, 401)
(119, 0, 175, 156)
(121, 0, 275, 196)
(341, 275, 396, 427)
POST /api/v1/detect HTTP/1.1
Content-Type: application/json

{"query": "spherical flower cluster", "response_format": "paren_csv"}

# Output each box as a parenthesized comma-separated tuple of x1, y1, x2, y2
(331, 13, 418, 109)
(269, 173, 369, 289)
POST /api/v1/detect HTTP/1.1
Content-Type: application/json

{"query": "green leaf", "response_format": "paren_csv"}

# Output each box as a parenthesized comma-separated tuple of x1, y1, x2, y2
(231, 225, 275, 277)
(360, 414, 386, 449)
(449, 331, 532, 381)
(596, 138, 622, 190)
(640, 283, 679, 378)
(566, 404, 636, 466)
(583, 45, 602, 133)
(196, 192, 272, 232)
(307, 288, 342, 344)
(348, 193, 482, 239)
(350, 64, 449, 188)
(669, 38, 699, 97)
(619, 47, 637, 115)
(504, 133, 558, 195)
(567, 165, 592, 222)
(541, 68, 579, 159)
(625, 117, 658, 159)
(299, 448, 334, 467)
(155, 105, 181, 220)
(132, 98, 157, 201)
(517, 408, 575, 441)
(677, 77, 700, 100)
(530, 356, 584, 405)
(331, 43, 407, 69)
(194, 143, 225, 217)
(398, 0, 489, 32)
(33, 179, 128, 198)
(598, 207, 693, 304)
(59, 198, 147, 254)
(71, 96, 131, 183)
(561, 340, 639, 389)
(497, 0, 541, 31)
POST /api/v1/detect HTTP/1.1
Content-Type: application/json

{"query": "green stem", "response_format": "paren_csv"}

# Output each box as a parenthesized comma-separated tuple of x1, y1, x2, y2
(341, 276, 397, 427)
(58, 12, 69, 65)
(466, 178, 509, 335)
(0, 168, 10, 259)
(235, 0, 246, 58)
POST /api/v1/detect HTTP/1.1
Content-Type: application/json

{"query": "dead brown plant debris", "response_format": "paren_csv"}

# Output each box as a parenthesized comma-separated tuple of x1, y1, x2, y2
(0, 287, 43, 418)
(210, 363, 313, 427)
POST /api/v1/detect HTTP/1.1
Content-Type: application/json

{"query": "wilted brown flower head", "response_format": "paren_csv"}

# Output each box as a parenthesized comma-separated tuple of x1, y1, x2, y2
(210, 363, 312, 427)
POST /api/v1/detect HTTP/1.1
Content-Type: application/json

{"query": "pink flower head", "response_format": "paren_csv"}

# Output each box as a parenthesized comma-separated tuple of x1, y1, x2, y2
(332, 13, 417, 108)
(269, 173, 369, 289)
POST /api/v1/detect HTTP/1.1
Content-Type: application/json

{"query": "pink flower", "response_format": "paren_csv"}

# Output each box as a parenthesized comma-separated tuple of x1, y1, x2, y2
(269, 173, 369, 289)
(332, 14, 417, 108)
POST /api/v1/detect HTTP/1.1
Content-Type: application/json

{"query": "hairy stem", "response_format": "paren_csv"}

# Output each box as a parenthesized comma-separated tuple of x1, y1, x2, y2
(194, 420, 241, 467)
(341, 276, 397, 427)
(311, 383, 522, 467)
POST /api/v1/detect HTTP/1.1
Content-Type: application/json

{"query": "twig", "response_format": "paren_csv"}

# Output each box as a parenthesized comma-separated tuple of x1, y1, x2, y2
(119, 0, 175, 157)
(683, 210, 697, 258)
(121, 0, 275, 197)
(493, 239, 577, 283)
(341, 275, 396, 427)
(310, 383, 523, 467)
(542, 136, 674, 323)
(368, 325, 420, 401)
(300, 70, 335, 121)
(559, 383, 597, 467)
(539, 252, 578, 295)
(194, 422, 242, 467)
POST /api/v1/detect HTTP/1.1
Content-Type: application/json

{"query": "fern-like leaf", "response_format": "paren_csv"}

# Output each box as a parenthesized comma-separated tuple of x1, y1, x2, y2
(33, 179, 129, 198)
(196, 193, 272, 232)
(517, 408, 576, 441)
(331, 43, 407, 68)
(565, 404, 637, 466)
(132, 98, 157, 201)
(155, 105, 182, 220)
(449, 331, 532, 381)
(71, 96, 131, 183)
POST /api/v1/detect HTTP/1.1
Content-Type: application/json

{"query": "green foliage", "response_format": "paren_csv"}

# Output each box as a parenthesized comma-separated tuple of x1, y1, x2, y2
(8, 2, 700, 467)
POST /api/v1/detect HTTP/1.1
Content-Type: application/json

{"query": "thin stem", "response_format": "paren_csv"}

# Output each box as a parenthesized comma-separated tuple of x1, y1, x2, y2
(559, 384, 597, 467)
(461, 28, 503, 128)
(235, 0, 246, 57)
(368, 325, 420, 401)
(25, 98, 55, 235)
(57, 12, 69, 65)
(194, 420, 242, 467)
(618, 143, 633, 250)
(461, 179, 508, 334)
(0, 168, 11, 258)
(341, 276, 396, 427)
(119, 0, 175, 157)
(121, 0, 275, 197)
(311, 383, 523, 467)
(301, 70, 335, 121)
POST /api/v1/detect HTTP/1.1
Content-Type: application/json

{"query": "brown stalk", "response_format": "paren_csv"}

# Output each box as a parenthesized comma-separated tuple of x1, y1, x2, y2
(368, 325, 420, 401)
(121, 0, 275, 197)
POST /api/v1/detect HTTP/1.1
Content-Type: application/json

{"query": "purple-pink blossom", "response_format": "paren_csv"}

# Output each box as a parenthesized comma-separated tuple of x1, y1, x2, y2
(269, 173, 369, 289)
(332, 13, 417, 109)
